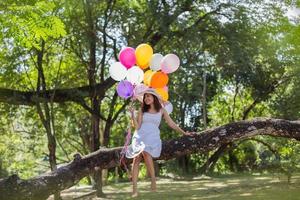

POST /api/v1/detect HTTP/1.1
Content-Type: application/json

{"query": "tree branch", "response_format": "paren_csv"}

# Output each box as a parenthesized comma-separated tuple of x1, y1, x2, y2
(1, 118, 300, 200)
(170, 3, 232, 38)
(0, 78, 115, 106)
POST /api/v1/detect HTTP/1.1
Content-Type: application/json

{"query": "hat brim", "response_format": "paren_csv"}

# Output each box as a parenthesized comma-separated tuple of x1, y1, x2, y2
(135, 89, 163, 103)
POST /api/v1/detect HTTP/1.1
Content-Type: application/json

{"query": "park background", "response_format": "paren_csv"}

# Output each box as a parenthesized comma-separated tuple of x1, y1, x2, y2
(1, 0, 300, 199)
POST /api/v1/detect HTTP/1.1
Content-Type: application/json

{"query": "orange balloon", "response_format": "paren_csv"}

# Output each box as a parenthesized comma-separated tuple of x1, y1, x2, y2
(143, 69, 155, 86)
(155, 88, 169, 101)
(150, 72, 169, 88)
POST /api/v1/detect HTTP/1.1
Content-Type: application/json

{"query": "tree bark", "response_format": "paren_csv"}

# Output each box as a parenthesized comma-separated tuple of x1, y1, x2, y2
(0, 78, 115, 106)
(1, 118, 300, 200)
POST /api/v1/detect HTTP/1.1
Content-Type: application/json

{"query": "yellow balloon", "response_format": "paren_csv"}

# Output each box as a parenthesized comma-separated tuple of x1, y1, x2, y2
(135, 43, 153, 69)
(143, 69, 155, 86)
(155, 88, 169, 101)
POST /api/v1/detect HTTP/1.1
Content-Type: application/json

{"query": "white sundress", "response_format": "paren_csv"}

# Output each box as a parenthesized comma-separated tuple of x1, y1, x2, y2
(126, 110, 162, 158)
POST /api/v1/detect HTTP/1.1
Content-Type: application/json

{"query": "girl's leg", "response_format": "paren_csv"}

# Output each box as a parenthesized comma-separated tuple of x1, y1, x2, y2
(132, 154, 142, 197)
(142, 151, 156, 192)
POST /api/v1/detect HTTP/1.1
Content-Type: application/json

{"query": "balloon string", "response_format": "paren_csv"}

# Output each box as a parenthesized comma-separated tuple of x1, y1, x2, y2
(120, 128, 132, 156)
(119, 99, 134, 178)
(120, 127, 131, 173)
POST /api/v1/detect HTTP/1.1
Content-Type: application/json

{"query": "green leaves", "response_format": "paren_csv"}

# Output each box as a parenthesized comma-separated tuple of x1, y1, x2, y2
(2, 1, 66, 49)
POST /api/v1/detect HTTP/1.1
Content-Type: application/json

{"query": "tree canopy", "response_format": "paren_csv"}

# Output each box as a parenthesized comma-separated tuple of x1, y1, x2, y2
(0, 0, 300, 199)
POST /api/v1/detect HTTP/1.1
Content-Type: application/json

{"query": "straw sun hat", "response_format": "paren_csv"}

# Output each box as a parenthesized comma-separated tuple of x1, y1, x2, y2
(134, 88, 173, 114)
(135, 88, 163, 103)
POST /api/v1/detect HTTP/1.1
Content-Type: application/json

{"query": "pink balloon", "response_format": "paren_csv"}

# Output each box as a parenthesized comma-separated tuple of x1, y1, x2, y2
(161, 54, 180, 74)
(119, 47, 136, 69)
(133, 83, 148, 96)
(132, 83, 149, 102)
(163, 86, 168, 92)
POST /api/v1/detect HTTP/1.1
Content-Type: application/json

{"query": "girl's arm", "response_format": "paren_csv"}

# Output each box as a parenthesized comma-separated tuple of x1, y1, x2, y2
(162, 108, 192, 136)
(130, 108, 142, 130)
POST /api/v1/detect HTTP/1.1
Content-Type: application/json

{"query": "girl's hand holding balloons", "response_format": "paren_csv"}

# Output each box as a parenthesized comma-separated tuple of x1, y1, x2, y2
(128, 105, 135, 118)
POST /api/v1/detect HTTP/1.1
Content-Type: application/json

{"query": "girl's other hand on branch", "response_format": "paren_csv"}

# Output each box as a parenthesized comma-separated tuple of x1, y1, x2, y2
(184, 131, 196, 136)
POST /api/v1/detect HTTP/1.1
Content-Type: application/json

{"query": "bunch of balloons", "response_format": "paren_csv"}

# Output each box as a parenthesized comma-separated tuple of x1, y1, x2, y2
(109, 43, 180, 106)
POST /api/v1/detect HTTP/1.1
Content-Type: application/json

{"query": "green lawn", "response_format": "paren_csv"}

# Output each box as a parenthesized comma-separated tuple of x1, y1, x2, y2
(52, 174, 300, 200)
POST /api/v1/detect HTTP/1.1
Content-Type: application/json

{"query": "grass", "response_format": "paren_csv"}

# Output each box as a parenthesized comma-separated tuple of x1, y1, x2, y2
(49, 174, 300, 200)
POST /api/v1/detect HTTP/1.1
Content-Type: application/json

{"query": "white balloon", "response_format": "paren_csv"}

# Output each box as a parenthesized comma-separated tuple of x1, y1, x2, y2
(164, 102, 173, 114)
(109, 62, 127, 81)
(150, 53, 163, 71)
(126, 66, 144, 85)
(161, 54, 180, 74)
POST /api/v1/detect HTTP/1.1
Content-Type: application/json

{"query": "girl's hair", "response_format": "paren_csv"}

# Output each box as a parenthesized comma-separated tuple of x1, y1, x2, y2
(142, 93, 162, 113)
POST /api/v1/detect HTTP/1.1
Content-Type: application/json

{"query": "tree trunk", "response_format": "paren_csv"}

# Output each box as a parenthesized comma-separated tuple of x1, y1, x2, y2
(83, 0, 105, 195)
(1, 118, 300, 200)
(90, 100, 103, 196)
(228, 144, 239, 172)
(35, 40, 61, 200)
(199, 143, 230, 174)
(178, 155, 189, 175)
(177, 101, 189, 173)
(202, 70, 207, 129)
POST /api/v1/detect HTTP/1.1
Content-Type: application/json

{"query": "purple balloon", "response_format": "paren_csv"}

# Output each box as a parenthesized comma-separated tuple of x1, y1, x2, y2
(117, 80, 134, 99)
(119, 47, 136, 69)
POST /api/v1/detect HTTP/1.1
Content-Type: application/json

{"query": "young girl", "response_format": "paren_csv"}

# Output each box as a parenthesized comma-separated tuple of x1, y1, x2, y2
(126, 88, 194, 197)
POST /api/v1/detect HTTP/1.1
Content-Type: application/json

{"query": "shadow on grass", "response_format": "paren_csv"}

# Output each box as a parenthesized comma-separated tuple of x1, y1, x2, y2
(53, 174, 300, 200)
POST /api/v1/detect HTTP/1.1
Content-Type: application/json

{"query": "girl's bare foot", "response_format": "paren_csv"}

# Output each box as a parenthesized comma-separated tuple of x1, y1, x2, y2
(132, 183, 138, 197)
(127, 172, 132, 181)
(151, 182, 157, 192)
(131, 192, 138, 198)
